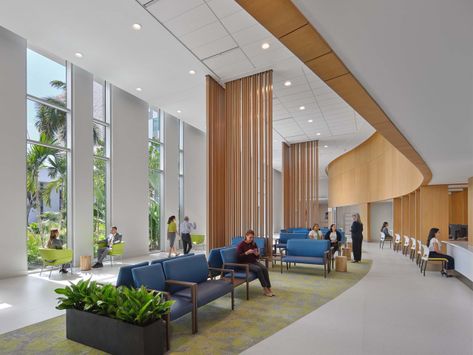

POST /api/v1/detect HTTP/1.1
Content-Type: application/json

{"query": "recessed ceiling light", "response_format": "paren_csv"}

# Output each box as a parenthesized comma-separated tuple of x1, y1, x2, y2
(132, 23, 142, 31)
(177, 110, 182, 114)
(316, 132, 321, 136)
(308, 119, 313, 123)
(324, 145, 328, 148)
(299, 106, 305, 111)
(189, 70, 196, 75)
(74, 52, 83, 58)
(261, 42, 270, 50)
(284, 81, 292, 87)
(136, 87, 142, 92)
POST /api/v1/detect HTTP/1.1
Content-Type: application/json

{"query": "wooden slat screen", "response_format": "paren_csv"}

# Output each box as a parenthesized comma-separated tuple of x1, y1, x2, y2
(207, 71, 273, 254)
(283, 140, 319, 228)
(206, 76, 226, 249)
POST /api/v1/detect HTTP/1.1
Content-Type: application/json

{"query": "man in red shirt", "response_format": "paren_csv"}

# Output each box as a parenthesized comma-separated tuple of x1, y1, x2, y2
(236, 230, 274, 297)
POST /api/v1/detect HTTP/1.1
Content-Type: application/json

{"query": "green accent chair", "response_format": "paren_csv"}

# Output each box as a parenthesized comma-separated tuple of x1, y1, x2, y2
(191, 235, 205, 251)
(39, 248, 73, 278)
(108, 242, 125, 266)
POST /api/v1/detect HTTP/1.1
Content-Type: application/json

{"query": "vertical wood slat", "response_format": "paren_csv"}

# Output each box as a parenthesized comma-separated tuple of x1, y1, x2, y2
(283, 140, 320, 228)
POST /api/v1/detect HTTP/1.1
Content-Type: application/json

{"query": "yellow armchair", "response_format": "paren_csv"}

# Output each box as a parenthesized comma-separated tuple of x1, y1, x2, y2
(39, 248, 73, 278)
(108, 242, 125, 266)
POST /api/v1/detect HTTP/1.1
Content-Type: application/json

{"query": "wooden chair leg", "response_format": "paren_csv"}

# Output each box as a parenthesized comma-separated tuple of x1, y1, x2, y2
(166, 314, 170, 351)
(246, 280, 249, 300)
(231, 289, 234, 310)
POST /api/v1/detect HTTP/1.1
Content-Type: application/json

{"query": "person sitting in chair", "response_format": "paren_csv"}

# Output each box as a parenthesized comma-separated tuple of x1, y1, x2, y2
(47, 228, 68, 274)
(237, 230, 274, 297)
(324, 224, 342, 256)
(93, 226, 122, 268)
(381, 222, 393, 241)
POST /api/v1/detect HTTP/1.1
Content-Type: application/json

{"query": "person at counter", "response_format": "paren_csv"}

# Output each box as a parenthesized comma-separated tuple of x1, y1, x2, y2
(427, 227, 455, 276)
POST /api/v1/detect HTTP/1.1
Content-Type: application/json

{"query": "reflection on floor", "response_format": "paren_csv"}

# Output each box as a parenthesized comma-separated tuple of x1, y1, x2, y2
(0, 261, 371, 354)
(243, 243, 473, 355)
(0, 251, 184, 335)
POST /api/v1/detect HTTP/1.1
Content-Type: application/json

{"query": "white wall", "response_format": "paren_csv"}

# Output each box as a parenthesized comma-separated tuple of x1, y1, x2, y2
(336, 204, 361, 234)
(111, 86, 149, 258)
(273, 169, 283, 232)
(163, 113, 179, 249)
(71, 66, 94, 265)
(183, 123, 206, 236)
(0, 26, 27, 278)
(369, 201, 393, 242)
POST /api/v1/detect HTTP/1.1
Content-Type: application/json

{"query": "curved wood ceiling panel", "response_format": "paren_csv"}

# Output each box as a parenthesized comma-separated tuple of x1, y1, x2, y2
(237, 0, 432, 185)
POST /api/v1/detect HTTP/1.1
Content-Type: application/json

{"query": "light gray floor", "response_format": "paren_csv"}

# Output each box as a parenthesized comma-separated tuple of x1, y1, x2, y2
(0, 251, 176, 335)
(243, 243, 473, 355)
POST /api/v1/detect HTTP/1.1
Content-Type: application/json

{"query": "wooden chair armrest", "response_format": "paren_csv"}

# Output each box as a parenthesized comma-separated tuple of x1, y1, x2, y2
(208, 267, 235, 283)
(165, 279, 197, 288)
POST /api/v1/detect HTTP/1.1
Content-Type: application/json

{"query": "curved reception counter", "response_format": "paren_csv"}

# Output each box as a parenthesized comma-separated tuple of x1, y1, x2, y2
(442, 241, 473, 282)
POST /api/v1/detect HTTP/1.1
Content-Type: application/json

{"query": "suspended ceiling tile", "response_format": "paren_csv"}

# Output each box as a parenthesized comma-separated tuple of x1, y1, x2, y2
(147, 0, 204, 23)
(181, 21, 229, 50)
(220, 9, 258, 33)
(232, 24, 272, 47)
(192, 35, 238, 60)
(206, 0, 242, 18)
(164, 4, 216, 37)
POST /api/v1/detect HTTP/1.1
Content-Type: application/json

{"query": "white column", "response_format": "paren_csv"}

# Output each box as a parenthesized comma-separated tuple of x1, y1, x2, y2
(111, 86, 149, 258)
(71, 66, 94, 265)
(163, 113, 179, 249)
(183, 123, 206, 236)
(0, 26, 27, 278)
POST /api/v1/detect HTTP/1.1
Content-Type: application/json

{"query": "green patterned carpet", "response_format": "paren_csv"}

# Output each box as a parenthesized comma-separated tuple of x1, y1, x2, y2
(0, 261, 371, 354)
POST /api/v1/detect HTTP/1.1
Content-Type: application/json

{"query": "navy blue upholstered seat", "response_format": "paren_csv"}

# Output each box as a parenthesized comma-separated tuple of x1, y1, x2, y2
(116, 261, 149, 288)
(281, 239, 331, 277)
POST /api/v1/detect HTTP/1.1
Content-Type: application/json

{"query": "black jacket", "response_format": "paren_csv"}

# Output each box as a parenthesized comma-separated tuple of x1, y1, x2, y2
(324, 230, 342, 242)
(351, 222, 363, 239)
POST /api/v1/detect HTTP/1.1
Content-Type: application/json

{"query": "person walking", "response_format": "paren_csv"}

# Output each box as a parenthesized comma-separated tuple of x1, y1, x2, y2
(167, 216, 179, 257)
(351, 213, 364, 263)
(180, 216, 196, 254)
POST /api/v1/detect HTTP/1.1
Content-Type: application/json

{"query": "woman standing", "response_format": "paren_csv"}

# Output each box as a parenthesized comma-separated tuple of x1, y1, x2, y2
(427, 228, 454, 276)
(351, 213, 363, 263)
(167, 216, 179, 257)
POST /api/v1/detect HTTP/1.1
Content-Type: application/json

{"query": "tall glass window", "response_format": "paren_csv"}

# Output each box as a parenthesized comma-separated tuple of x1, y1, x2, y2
(178, 120, 184, 223)
(26, 49, 70, 270)
(93, 79, 110, 252)
(148, 108, 164, 251)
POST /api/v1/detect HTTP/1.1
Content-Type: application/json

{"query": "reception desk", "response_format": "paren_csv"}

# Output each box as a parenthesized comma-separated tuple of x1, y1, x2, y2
(441, 241, 473, 282)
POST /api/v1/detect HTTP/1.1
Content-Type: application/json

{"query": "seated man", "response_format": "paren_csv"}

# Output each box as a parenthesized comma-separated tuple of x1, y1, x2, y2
(93, 226, 122, 268)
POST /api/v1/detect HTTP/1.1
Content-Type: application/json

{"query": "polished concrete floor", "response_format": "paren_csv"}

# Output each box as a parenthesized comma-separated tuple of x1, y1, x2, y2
(243, 243, 473, 355)
(1, 244, 472, 355)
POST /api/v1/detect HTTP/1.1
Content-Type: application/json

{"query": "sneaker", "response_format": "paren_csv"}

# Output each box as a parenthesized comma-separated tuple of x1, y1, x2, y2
(60, 268, 68, 274)
(92, 262, 103, 268)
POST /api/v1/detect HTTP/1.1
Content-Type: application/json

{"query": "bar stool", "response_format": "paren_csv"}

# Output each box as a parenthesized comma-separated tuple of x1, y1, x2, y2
(394, 234, 402, 252)
(409, 237, 416, 261)
(420, 244, 448, 277)
(402, 236, 410, 255)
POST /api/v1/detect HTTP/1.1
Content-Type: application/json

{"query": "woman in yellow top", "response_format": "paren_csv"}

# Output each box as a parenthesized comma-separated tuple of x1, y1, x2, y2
(167, 215, 179, 257)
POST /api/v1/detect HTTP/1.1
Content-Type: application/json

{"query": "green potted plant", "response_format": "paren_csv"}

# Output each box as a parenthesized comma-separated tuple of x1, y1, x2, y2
(55, 279, 173, 355)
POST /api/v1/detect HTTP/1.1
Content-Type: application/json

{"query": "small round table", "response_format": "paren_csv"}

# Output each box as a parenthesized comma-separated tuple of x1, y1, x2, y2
(80, 256, 92, 271)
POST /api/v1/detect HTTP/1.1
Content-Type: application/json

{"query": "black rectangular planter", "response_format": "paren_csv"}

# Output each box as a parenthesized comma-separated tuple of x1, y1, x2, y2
(66, 309, 166, 355)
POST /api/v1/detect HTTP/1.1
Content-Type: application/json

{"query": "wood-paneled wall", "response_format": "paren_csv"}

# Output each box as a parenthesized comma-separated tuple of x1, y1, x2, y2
(469, 177, 473, 245)
(328, 133, 424, 207)
(393, 198, 402, 236)
(206, 71, 273, 252)
(236, 0, 431, 185)
(449, 189, 468, 224)
(283, 140, 319, 228)
(225, 71, 273, 244)
(206, 76, 226, 249)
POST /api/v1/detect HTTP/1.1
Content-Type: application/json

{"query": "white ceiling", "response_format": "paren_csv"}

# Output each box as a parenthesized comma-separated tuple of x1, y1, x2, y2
(0, 0, 377, 197)
(138, 0, 374, 178)
(293, 0, 473, 184)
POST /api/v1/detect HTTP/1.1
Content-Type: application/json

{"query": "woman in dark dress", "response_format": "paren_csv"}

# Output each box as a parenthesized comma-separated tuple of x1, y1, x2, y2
(351, 213, 363, 263)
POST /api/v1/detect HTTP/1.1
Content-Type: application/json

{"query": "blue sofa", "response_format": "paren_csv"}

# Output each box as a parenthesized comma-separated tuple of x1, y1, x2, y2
(281, 239, 331, 278)
(274, 232, 308, 254)
(115, 261, 149, 287)
(220, 247, 259, 300)
(132, 254, 235, 341)
(287, 228, 310, 233)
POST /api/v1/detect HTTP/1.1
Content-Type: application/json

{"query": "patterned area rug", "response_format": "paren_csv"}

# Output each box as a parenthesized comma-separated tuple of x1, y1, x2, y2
(0, 260, 371, 354)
